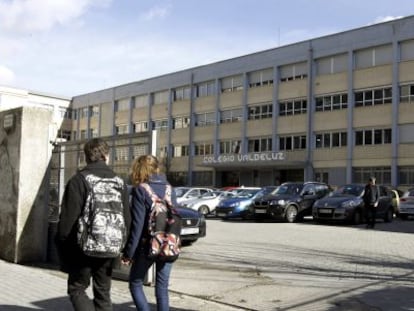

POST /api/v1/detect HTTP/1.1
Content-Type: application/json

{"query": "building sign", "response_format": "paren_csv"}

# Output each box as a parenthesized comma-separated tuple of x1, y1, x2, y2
(203, 152, 285, 164)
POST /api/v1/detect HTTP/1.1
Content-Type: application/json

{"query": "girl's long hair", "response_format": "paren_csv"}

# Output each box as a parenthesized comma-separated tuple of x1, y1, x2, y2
(130, 155, 159, 185)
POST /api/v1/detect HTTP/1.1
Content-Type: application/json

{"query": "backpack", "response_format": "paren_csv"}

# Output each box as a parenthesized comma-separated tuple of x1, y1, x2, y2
(140, 183, 181, 262)
(77, 172, 127, 258)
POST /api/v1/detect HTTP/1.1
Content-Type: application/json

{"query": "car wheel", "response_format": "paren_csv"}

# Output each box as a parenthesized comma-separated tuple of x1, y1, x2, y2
(285, 205, 298, 223)
(352, 209, 362, 225)
(384, 208, 393, 223)
(198, 205, 210, 216)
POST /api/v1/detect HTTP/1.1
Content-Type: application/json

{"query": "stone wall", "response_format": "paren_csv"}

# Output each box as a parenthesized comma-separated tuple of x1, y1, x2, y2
(0, 107, 54, 263)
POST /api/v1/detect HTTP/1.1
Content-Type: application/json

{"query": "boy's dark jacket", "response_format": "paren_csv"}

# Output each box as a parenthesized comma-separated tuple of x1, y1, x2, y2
(56, 161, 131, 272)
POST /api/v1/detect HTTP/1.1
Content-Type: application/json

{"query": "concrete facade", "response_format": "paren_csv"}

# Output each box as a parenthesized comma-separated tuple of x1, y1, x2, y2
(65, 16, 414, 189)
(0, 87, 70, 263)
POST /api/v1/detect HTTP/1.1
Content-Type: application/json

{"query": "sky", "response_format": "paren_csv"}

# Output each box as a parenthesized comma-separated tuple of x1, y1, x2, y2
(0, 0, 413, 98)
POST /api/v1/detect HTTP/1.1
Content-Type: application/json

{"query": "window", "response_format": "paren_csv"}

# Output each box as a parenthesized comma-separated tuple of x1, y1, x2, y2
(399, 166, 414, 186)
(173, 86, 191, 101)
(153, 90, 169, 105)
(220, 140, 241, 154)
(195, 112, 216, 127)
(132, 145, 148, 159)
(400, 84, 414, 104)
(196, 81, 216, 97)
(194, 142, 214, 156)
(63, 108, 77, 120)
(115, 124, 128, 135)
(401, 40, 414, 61)
(279, 135, 306, 150)
(80, 129, 87, 139)
(280, 62, 307, 82)
(173, 145, 190, 157)
(133, 121, 149, 133)
(152, 119, 169, 131)
(353, 167, 391, 184)
(355, 128, 392, 145)
(221, 75, 243, 93)
(316, 54, 347, 75)
(57, 130, 72, 141)
(114, 147, 129, 161)
(90, 105, 99, 117)
(173, 116, 190, 129)
(315, 93, 348, 111)
(115, 99, 130, 112)
(89, 128, 98, 138)
(248, 103, 272, 120)
(249, 69, 273, 87)
(247, 137, 272, 152)
(279, 98, 307, 116)
(80, 107, 89, 119)
(315, 131, 347, 148)
(355, 45, 392, 69)
(192, 171, 213, 186)
(220, 108, 243, 123)
(354, 87, 392, 107)
(134, 95, 148, 108)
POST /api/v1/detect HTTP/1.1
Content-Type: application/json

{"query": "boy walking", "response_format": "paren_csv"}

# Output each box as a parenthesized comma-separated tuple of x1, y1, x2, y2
(56, 138, 130, 310)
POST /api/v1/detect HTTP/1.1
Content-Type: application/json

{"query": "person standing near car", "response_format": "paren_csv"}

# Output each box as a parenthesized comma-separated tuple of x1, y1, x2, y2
(121, 154, 178, 311)
(363, 177, 380, 228)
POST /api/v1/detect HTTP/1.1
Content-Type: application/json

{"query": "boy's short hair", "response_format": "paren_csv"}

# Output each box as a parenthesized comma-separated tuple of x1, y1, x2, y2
(84, 138, 109, 163)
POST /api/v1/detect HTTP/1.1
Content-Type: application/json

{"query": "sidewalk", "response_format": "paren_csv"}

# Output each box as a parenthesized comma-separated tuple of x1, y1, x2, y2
(0, 259, 240, 311)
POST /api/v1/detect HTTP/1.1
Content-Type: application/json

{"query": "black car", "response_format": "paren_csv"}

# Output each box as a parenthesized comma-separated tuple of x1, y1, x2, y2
(127, 185, 206, 245)
(177, 206, 206, 245)
(252, 182, 331, 222)
(312, 183, 394, 224)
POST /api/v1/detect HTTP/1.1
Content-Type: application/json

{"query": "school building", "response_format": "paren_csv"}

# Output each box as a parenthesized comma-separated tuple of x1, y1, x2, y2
(58, 15, 414, 189)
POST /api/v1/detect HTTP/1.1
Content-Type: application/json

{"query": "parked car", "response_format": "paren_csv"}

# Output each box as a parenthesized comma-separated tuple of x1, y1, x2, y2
(127, 185, 206, 245)
(398, 188, 414, 220)
(252, 182, 331, 222)
(215, 187, 275, 220)
(175, 187, 215, 205)
(312, 183, 394, 224)
(177, 206, 207, 245)
(384, 186, 404, 216)
(182, 190, 236, 216)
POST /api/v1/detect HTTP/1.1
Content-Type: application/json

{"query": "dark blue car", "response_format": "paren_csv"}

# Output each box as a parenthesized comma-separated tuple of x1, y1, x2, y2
(215, 187, 276, 220)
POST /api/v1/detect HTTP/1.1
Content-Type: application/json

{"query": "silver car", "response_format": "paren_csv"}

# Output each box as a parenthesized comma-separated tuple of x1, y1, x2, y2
(399, 188, 414, 219)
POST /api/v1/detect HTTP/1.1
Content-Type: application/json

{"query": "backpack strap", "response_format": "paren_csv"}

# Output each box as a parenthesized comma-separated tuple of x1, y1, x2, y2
(140, 183, 173, 207)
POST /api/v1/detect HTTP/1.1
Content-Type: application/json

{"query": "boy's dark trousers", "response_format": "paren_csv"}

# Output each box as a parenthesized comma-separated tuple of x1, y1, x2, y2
(365, 204, 377, 228)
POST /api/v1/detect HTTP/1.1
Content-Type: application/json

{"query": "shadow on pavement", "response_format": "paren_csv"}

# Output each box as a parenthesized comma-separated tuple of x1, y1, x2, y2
(0, 297, 198, 311)
(326, 285, 414, 311)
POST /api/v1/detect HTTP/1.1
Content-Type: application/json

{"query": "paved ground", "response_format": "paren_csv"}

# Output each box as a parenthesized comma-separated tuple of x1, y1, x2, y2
(2, 218, 414, 310)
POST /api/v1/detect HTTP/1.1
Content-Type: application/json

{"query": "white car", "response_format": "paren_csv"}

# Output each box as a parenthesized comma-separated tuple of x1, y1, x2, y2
(183, 191, 236, 216)
(175, 187, 215, 205)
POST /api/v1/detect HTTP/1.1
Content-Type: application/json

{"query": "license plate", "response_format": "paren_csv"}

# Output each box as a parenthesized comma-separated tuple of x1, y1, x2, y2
(255, 209, 267, 214)
(181, 227, 199, 235)
(318, 208, 331, 214)
(217, 212, 227, 217)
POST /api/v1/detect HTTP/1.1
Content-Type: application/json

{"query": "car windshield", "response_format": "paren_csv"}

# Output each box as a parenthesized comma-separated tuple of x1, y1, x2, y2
(199, 191, 218, 199)
(219, 192, 235, 199)
(175, 188, 190, 197)
(332, 185, 364, 197)
(235, 189, 261, 198)
(272, 184, 303, 195)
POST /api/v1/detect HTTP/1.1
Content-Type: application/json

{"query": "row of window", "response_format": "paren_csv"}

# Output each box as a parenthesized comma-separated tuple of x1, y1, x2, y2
(72, 126, 391, 151)
(69, 82, 414, 123)
(168, 129, 391, 156)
